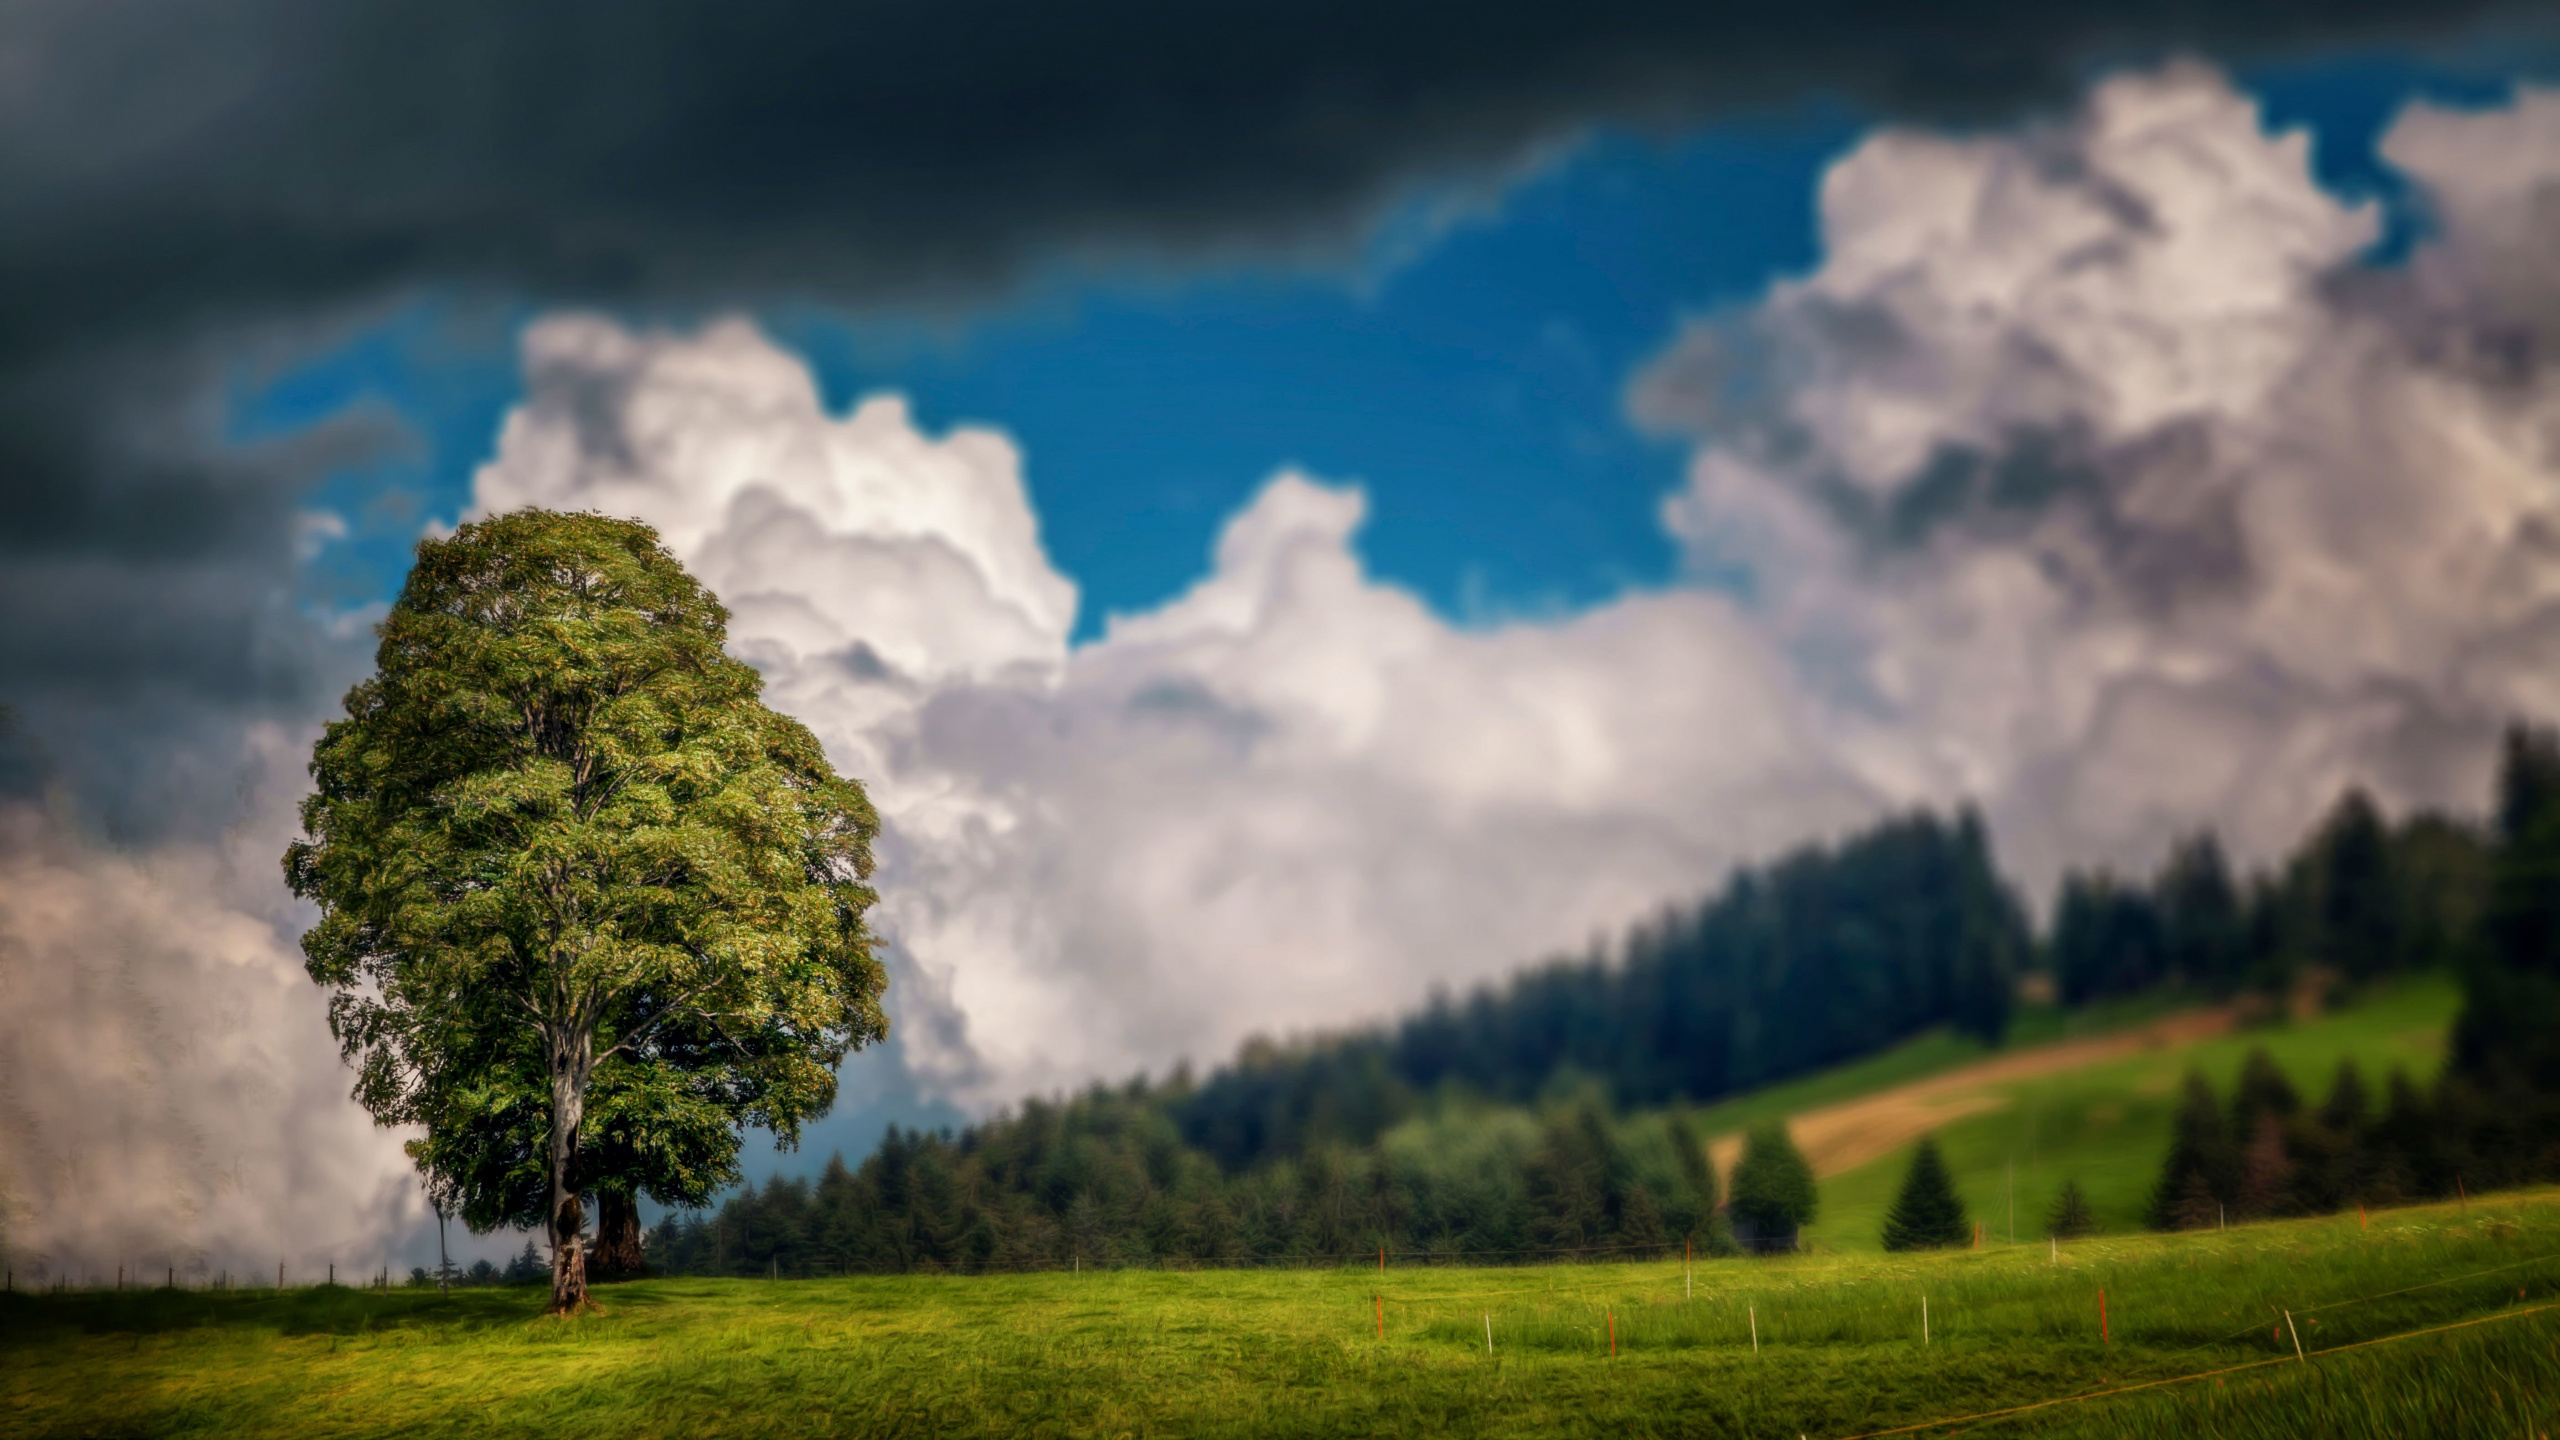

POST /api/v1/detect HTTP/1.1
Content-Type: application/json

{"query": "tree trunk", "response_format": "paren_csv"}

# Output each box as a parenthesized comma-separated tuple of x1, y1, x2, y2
(591, 1192, 645, 1280)
(547, 1025, 594, 1314)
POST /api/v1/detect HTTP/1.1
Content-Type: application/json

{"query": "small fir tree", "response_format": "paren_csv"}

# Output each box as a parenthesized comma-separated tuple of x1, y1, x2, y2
(1728, 1122, 1817, 1252)
(1879, 1136, 1970, 1251)
(2045, 1178, 2099, 1239)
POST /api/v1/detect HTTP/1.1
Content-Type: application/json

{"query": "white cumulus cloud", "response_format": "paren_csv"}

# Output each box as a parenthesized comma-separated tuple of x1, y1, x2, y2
(1639, 63, 2560, 880)
(472, 318, 1877, 1103)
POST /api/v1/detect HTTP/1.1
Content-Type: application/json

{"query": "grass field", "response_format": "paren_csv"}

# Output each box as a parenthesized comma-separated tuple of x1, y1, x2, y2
(7, 1184, 2557, 1439)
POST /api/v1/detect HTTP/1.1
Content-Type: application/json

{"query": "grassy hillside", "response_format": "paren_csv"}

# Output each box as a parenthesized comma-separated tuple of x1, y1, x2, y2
(1778, 975, 2460, 1254)
(5, 1183, 2552, 1438)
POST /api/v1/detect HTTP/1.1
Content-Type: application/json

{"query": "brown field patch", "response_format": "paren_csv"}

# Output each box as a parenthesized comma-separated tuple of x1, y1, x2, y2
(1708, 1004, 2236, 1180)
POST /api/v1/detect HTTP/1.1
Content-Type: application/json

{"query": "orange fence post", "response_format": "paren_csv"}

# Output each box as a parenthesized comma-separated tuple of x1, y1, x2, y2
(1375, 1293, 1384, 1340)
(1608, 1309, 1617, 1357)
(2099, 1289, 2109, 1346)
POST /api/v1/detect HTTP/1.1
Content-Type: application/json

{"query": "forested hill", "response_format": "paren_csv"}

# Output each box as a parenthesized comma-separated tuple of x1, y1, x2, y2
(645, 765, 2507, 1277)
(1173, 810, 2026, 1169)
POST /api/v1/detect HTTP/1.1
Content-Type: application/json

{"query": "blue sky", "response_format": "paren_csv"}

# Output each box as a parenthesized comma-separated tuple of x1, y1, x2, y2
(256, 50, 2533, 652)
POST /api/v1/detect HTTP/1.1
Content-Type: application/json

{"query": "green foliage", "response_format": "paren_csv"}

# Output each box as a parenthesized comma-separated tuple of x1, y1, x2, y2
(283, 510, 885, 1297)
(1878, 1135, 1967, 1250)
(2148, 1069, 2237, 1229)
(2456, 724, 2560, 1099)
(2043, 1177, 2098, 1238)
(1726, 1122, 1817, 1241)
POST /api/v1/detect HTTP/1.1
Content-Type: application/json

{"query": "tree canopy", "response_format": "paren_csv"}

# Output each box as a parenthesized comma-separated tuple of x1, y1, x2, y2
(286, 508, 884, 1313)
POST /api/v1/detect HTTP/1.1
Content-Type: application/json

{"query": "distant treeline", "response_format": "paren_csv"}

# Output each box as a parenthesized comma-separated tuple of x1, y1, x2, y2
(2147, 726, 2560, 1225)
(646, 1099, 1735, 1275)
(2051, 793, 2486, 1006)
(644, 727, 2559, 1276)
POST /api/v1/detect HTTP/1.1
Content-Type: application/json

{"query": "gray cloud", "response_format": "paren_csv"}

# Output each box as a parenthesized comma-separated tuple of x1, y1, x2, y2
(1639, 66, 2560, 882)
(0, 0, 2544, 833)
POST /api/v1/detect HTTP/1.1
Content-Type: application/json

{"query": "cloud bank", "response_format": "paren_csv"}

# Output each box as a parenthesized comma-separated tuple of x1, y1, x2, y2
(0, 743, 423, 1279)
(0, 0, 2544, 837)
(473, 66, 2560, 1107)
(1639, 64, 2560, 874)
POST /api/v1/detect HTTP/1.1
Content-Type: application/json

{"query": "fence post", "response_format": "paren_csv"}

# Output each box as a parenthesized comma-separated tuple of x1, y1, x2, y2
(2099, 1289, 2108, 1346)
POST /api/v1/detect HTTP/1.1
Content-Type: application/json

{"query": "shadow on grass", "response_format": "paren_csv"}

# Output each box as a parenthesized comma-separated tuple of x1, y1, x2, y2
(0, 1275, 710, 1344)
(0, 1285, 553, 1340)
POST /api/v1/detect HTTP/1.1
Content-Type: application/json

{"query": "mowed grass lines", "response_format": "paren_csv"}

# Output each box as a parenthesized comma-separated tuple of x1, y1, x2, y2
(7, 1187, 2560, 1439)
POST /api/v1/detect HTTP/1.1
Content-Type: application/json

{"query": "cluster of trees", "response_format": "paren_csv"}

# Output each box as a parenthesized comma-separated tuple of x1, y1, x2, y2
(2145, 726, 2560, 1226)
(1174, 811, 2027, 1170)
(2146, 1052, 2443, 1229)
(641, 1089, 1791, 1275)
(2050, 795, 2487, 1006)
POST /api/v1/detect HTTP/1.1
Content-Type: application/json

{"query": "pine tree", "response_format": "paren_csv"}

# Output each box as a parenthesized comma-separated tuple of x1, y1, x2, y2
(2148, 1069, 2237, 1230)
(2229, 1048, 2301, 1134)
(1728, 1122, 1817, 1253)
(2045, 1179, 2099, 1239)
(1880, 1136, 1969, 1251)
(2170, 1170, 2222, 1231)
(2235, 1112, 2295, 1219)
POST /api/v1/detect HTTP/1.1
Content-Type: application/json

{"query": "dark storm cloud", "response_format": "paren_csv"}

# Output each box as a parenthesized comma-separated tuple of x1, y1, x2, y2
(0, 0, 2538, 828)
(2, 0, 2538, 351)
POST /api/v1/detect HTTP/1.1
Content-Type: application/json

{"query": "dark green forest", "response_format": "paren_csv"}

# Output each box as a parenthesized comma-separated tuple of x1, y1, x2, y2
(644, 726, 2560, 1277)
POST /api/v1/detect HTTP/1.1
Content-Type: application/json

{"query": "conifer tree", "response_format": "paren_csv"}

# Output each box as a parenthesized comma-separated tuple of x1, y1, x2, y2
(2170, 1170, 2222, 1231)
(2148, 1069, 2237, 1230)
(1728, 1122, 1818, 1252)
(2044, 1178, 2099, 1239)
(2235, 1113, 2295, 1218)
(2229, 1048, 2302, 1134)
(1880, 1136, 1969, 1250)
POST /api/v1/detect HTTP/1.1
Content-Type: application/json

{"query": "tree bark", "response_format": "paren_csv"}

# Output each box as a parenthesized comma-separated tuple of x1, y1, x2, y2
(591, 1191, 645, 1280)
(547, 1024, 594, 1314)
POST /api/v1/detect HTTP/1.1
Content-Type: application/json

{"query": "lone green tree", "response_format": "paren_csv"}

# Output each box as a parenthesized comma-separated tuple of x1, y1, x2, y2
(1880, 1135, 1969, 1250)
(287, 510, 886, 1314)
(1727, 1122, 1817, 1253)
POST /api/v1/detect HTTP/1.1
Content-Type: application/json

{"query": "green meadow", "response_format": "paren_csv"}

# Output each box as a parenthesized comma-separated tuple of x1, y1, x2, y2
(7, 1184, 2557, 1439)
(1693, 975, 2463, 1253)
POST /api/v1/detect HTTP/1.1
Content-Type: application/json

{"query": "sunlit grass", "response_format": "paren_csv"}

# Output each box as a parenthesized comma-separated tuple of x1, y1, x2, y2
(6, 1183, 2555, 1438)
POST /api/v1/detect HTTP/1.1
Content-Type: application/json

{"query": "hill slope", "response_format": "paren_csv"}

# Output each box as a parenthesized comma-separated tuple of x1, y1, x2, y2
(1709, 974, 2462, 1253)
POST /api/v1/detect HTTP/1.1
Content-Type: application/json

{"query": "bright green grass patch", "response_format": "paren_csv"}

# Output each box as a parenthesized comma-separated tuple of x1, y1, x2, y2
(1800, 973, 2462, 1254)
(7, 1185, 2557, 1439)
